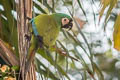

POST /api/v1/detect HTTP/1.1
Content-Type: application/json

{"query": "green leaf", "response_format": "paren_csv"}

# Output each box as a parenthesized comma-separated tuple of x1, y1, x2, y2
(104, 0, 117, 30)
(77, 0, 87, 21)
(43, 0, 55, 13)
(99, 0, 111, 21)
(1, 0, 18, 54)
(34, 2, 47, 14)
(37, 48, 70, 80)
(99, 0, 118, 30)
(63, 1, 72, 6)
(35, 58, 60, 80)
(0, 78, 3, 80)
(11, 66, 19, 71)
(66, 31, 89, 58)
(93, 62, 104, 80)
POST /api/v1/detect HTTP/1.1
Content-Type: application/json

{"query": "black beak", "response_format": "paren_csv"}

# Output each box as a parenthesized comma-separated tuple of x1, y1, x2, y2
(62, 19, 73, 30)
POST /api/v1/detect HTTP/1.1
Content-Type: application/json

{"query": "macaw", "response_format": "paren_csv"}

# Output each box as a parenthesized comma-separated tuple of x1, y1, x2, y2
(25, 13, 73, 73)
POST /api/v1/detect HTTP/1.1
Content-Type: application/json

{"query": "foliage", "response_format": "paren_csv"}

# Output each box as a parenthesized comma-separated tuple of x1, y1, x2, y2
(0, 0, 120, 80)
(0, 65, 18, 80)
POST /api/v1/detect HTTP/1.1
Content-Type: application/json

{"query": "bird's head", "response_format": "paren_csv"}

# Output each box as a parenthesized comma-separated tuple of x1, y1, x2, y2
(51, 13, 73, 30)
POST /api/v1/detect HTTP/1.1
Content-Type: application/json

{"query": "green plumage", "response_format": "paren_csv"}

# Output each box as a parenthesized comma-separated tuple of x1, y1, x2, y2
(27, 13, 72, 57)
(31, 13, 71, 47)
(25, 13, 72, 72)
(34, 14, 60, 47)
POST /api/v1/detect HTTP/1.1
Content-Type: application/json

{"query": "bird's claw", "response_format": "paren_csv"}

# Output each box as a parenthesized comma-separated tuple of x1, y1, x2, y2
(25, 34, 31, 41)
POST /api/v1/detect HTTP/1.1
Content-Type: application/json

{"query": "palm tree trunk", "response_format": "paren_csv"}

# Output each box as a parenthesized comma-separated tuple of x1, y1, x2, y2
(16, 0, 36, 80)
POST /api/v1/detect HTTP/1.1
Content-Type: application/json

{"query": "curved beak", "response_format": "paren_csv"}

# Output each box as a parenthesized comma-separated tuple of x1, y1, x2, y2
(62, 19, 73, 30)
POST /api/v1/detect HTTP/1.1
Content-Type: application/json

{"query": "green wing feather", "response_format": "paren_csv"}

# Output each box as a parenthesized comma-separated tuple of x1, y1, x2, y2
(34, 14, 60, 47)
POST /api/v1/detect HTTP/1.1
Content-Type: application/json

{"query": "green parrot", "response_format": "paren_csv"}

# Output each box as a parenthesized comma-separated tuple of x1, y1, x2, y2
(31, 13, 72, 47)
(25, 13, 73, 73)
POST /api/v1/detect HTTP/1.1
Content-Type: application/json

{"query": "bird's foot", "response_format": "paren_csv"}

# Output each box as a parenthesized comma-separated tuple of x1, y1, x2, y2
(25, 34, 31, 41)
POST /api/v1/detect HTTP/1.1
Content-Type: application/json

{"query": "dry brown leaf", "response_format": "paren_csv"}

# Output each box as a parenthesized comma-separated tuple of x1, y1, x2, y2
(113, 14, 120, 51)
(74, 17, 86, 28)
(72, 17, 86, 34)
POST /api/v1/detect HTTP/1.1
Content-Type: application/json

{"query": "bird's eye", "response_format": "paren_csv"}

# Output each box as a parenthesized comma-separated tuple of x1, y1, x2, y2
(64, 19, 67, 21)
(62, 18, 69, 26)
